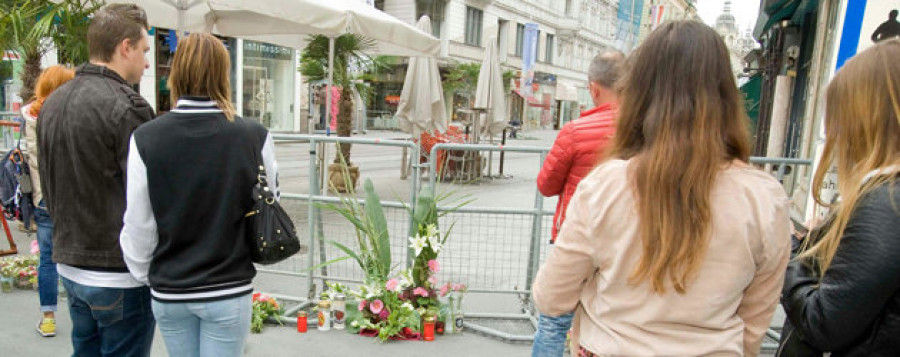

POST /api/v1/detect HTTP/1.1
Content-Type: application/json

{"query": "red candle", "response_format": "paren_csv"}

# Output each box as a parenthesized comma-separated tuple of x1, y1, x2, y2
(297, 311, 308, 333)
(423, 317, 436, 341)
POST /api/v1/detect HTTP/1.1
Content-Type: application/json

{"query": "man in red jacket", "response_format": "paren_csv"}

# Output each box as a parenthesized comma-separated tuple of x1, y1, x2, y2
(532, 51, 624, 357)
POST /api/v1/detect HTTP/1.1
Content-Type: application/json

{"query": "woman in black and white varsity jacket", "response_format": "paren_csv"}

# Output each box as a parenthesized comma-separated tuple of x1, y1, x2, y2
(120, 33, 278, 357)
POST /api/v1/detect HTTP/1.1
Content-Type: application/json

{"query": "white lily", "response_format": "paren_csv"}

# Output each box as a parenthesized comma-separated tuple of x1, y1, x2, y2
(424, 224, 439, 239)
(427, 234, 442, 253)
(409, 235, 427, 257)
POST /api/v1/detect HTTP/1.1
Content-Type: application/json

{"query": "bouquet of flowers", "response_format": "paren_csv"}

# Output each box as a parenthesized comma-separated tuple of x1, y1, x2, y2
(251, 292, 282, 333)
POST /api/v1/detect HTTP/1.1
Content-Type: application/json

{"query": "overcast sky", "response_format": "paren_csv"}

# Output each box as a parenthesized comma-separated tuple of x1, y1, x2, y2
(695, 0, 762, 33)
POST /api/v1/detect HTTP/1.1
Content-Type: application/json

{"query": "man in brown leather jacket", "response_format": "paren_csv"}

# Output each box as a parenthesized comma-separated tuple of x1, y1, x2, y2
(37, 4, 156, 355)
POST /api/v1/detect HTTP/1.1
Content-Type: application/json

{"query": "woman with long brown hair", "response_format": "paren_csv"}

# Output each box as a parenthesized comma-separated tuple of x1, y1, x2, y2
(22, 65, 75, 337)
(120, 33, 278, 356)
(780, 39, 900, 355)
(532, 21, 790, 356)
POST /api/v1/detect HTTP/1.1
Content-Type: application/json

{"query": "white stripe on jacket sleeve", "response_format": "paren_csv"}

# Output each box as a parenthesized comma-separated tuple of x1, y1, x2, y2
(120, 135, 158, 286)
(261, 133, 280, 200)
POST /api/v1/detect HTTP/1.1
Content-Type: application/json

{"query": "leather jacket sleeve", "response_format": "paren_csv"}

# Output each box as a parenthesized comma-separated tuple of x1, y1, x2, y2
(781, 183, 900, 351)
(115, 91, 155, 175)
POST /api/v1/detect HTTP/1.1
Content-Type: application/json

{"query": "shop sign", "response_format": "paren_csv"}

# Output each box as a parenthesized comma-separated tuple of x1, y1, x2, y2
(243, 41, 293, 60)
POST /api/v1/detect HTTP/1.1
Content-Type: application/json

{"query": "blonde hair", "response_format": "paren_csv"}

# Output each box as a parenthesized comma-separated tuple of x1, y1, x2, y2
(29, 66, 75, 117)
(799, 39, 900, 273)
(609, 21, 751, 294)
(168, 33, 236, 120)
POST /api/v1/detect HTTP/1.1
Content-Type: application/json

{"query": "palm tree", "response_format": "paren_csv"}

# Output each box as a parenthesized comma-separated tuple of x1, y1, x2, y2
(0, 0, 99, 101)
(299, 34, 378, 191)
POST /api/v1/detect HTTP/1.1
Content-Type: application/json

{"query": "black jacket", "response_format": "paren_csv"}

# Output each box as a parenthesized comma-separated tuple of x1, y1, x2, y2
(781, 181, 900, 356)
(37, 64, 154, 268)
(130, 99, 267, 301)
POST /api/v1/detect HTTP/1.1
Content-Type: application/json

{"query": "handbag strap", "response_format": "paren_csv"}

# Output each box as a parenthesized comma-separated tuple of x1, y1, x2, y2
(247, 120, 273, 195)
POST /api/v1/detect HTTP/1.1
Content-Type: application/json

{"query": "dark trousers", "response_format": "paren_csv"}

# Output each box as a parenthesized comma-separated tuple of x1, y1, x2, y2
(62, 277, 155, 357)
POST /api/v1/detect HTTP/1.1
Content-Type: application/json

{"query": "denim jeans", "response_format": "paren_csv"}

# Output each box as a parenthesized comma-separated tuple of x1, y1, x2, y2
(34, 202, 57, 312)
(151, 294, 252, 357)
(61, 277, 155, 357)
(532, 312, 575, 357)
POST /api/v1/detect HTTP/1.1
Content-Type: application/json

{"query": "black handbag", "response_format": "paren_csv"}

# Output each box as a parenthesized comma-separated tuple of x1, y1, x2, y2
(244, 134, 302, 265)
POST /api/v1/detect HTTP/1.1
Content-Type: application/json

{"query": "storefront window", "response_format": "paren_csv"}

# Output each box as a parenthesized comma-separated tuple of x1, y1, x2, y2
(242, 40, 295, 131)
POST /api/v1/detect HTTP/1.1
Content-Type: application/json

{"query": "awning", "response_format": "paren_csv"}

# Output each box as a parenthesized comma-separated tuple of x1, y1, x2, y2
(514, 89, 544, 107)
(740, 74, 763, 134)
(753, 0, 818, 38)
(555, 81, 579, 101)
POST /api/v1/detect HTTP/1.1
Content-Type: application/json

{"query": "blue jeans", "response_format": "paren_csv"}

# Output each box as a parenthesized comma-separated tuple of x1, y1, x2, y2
(61, 277, 155, 357)
(35, 203, 57, 312)
(532, 312, 575, 357)
(152, 294, 252, 357)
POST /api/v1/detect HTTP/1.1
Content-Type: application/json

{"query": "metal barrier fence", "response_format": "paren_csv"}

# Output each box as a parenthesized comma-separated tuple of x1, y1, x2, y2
(265, 134, 813, 348)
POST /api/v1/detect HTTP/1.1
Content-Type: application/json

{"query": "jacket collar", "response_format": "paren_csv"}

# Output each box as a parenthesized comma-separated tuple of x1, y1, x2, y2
(580, 102, 617, 117)
(171, 96, 223, 114)
(77, 63, 128, 85)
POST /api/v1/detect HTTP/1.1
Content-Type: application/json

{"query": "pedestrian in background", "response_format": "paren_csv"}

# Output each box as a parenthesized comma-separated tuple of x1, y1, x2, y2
(21, 65, 74, 338)
(120, 33, 279, 357)
(533, 21, 790, 356)
(532, 51, 624, 357)
(37, 4, 156, 355)
(780, 38, 900, 356)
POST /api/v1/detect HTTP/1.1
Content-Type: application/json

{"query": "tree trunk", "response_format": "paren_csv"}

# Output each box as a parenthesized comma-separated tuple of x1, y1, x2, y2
(334, 86, 355, 165)
(19, 50, 42, 103)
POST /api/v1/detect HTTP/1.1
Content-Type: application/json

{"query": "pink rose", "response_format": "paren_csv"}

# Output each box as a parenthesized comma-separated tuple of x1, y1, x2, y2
(453, 283, 466, 291)
(369, 299, 384, 314)
(439, 283, 450, 297)
(413, 287, 429, 297)
(378, 308, 390, 320)
(385, 279, 399, 292)
(427, 259, 440, 273)
(358, 300, 368, 311)
(428, 275, 437, 285)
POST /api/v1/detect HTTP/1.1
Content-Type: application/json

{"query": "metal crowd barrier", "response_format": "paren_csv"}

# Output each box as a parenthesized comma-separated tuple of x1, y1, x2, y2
(262, 134, 813, 348)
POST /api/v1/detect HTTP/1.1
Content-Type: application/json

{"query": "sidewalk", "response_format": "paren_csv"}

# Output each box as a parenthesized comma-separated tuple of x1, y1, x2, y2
(0, 225, 532, 357)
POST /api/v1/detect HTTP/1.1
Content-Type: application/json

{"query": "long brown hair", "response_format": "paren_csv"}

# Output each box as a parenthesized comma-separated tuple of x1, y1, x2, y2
(28, 65, 75, 117)
(799, 39, 900, 273)
(168, 33, 236, 120)
(609, 21, 751, 294)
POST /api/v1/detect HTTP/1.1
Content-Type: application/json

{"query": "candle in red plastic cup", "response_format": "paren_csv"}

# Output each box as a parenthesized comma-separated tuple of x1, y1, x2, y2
(297, 311, 308, 333)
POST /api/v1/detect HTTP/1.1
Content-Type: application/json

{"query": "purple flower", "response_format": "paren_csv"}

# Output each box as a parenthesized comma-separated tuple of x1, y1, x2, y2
(378, 308, 390, 320)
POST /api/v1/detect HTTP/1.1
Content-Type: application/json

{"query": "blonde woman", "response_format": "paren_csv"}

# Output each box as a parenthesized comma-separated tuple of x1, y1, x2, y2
(532, 21, 791, 356)
(22, 65, 75, 337)
(781, 39, 900, 355)
(120, 33, 278, 356)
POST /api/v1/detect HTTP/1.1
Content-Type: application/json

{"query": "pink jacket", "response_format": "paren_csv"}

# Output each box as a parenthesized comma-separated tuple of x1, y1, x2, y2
(536, 103, 616, 242)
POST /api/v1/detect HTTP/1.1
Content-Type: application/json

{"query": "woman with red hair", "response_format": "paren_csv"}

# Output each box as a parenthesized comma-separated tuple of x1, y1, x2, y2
(22, 65, 75, 338)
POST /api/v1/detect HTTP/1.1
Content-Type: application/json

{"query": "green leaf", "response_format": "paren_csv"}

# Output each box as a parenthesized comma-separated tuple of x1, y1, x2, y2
(306, 255, 352, 273)
(327, 240, 364, 271)
(363, 178, 391, 278)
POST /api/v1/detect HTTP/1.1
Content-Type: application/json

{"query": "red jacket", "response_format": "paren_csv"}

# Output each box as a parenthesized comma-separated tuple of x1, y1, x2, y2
(537, 103, 617, 242)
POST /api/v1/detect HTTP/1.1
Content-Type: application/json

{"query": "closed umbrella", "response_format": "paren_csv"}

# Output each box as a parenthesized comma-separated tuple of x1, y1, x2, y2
(473, 37, 507, 139)
(396, 16, 447, 138)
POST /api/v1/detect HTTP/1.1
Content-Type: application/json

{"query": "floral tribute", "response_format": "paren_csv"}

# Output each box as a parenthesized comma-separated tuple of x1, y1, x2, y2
(321, 179, 470, 342)
(0, 254, 40, 291)
(251, 292, 282, 333)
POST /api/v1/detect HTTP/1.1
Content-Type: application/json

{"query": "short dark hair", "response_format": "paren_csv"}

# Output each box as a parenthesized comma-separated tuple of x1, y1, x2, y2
(588, 51, 625, 89)
(88, 4, 149, 62)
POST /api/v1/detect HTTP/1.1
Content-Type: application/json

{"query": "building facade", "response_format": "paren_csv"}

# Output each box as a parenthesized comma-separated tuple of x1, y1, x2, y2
(714, 1, 757, 79)
(378, 0, 619, 129)
(637, 0, 700, 44)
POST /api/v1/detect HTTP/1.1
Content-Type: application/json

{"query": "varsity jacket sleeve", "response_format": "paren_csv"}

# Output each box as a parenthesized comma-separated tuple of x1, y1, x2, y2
(120, 135, 157, 286)
(536, 124, 574, 197)
(262, 132, 280, 200)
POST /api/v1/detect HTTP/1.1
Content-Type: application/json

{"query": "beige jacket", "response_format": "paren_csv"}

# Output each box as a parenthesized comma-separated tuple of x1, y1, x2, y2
(21, 104, 43, 205)
(533, 159, 791, 356)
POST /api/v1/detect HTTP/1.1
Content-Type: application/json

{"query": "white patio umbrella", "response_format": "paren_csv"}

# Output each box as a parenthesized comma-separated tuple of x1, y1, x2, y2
(395, 16, 447, 138)
(473, 37, 507, 139)
(65, 0, 439, 133)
